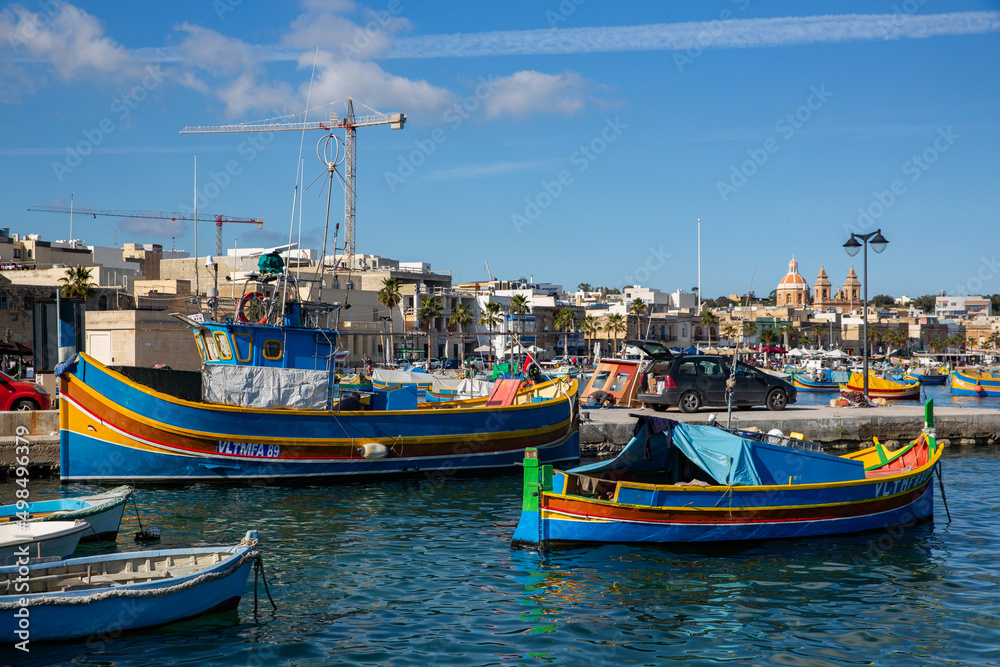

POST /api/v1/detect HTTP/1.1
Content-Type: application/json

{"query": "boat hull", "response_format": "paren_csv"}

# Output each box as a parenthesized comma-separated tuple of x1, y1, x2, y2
(791, 376, 840, 392)
(0, 522, 90, 564)
(513, 480, 934, 546)
(1, 487, 131, 541)
(950, 371, 1000, 397)
(0, 543, 255, 642)
(59, 353, 579, 483)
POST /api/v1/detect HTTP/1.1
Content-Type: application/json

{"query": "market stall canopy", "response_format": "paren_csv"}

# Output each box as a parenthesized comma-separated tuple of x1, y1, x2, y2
(0, 341, 32, 356)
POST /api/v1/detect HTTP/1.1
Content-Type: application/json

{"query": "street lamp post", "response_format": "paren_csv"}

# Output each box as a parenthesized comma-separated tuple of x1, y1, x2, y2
(379, 315, 393, 366)
(843, 229, 889, 403)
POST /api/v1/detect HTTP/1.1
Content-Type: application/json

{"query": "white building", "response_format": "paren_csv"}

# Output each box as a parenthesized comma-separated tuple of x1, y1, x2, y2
(935, 295, 991, 319)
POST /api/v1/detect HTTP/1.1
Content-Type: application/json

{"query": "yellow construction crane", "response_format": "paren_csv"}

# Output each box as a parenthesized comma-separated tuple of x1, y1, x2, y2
(180, 98, 406, 261)
(27, 205, 262, 256)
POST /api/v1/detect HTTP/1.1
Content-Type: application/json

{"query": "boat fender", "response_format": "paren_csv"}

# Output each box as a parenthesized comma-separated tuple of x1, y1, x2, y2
(359, 442, 389, 459)
(766, 428, 784, 445)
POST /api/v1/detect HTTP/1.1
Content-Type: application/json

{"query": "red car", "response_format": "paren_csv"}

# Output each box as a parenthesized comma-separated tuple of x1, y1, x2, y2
(0, 371, 52, 411)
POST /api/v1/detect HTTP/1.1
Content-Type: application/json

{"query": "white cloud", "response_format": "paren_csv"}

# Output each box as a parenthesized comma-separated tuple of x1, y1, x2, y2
(216, 72, 295, 118)
(282, 0, 410, 60)
(303, 50, 455, 119)
(0, 3, 138, 78)
(484, 70, 591, 119)
(174, 23, 258, 76)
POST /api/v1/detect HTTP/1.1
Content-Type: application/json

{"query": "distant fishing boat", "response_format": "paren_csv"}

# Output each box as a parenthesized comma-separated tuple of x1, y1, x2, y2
(0, 486, 132, 542)
(511, 401, 942, 549)
(0, 530, 261, 642)
(950, 369, 1000, 397)
(840, 372, 920, 400)
(792, 368, 851, 392)
(904, 368, 949, 385)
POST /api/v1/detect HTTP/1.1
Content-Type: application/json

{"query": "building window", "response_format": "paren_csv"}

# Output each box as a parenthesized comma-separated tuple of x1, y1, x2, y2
(0, 293, 6, 309)
(98, 295, 108, 310)
(13, 249, 20, 259)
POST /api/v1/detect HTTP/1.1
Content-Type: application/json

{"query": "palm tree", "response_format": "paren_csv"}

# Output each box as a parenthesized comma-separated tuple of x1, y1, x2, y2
(721, 323, 737, 348)
(554, 307, 577, 357)
(581, 315, 600, 358)
(478, 301, 503, 362)
(699, 310, 717, 345)
(448, 302, 473, 369)
(800, 331, 814, 348)
(628, 298, 646, 339)
(377, 277, 402, 362)
(779, 324, 794, 350)
(59, 266, 96, 300)
(741, 321, 757, 347)
(603, 313, 627, 354)
(417, 296, 442, 361)
(759, 327, 780, 348)
(509, 294, 530, 361)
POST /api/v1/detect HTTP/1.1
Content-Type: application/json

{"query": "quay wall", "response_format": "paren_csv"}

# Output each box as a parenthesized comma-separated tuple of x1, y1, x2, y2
(1, 408, 998, 475)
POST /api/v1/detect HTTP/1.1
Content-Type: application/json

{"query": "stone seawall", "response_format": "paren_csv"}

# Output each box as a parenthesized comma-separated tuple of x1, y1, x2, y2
(0, 410, 60, 475)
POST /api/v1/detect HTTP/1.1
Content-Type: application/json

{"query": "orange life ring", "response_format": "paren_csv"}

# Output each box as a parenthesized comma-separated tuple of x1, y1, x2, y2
(237, 291, 268, 324)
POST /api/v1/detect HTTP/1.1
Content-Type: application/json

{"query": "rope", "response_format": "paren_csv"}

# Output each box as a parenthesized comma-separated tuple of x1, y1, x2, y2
(253, 554, 277, 615)
(1, 547, 259, 609)
(936, 462, 952, 522)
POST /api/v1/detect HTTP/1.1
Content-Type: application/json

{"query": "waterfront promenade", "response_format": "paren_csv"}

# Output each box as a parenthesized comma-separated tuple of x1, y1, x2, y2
(2, 402, 998, 473)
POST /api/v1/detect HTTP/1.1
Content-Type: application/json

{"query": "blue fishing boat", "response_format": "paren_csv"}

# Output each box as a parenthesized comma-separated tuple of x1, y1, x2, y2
(0, 486, 132, 541)
(0, 530, 261, 643)
(951, 369, 1000, 396)
(512, 401, 941, 549)
(59, 353, 579, 483)
(791, 368, 851, 392)
(0, 521, 91, 564)
(904, 369, 948, 385)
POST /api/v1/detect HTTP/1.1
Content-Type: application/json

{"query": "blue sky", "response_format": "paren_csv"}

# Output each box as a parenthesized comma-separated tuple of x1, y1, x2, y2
(1, 1, 998, 300)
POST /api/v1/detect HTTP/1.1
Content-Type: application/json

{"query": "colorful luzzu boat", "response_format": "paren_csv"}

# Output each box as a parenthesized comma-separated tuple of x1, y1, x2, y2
(511, 401, 941, 549)
(792, 368, 851, 392)
(950, 369, 1000, 397)
(840, 372, 920, 400)
(58, 353, 579, 483)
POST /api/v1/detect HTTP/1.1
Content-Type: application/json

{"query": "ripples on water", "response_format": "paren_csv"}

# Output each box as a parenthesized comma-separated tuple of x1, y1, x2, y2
(6, 444, 1000, 666)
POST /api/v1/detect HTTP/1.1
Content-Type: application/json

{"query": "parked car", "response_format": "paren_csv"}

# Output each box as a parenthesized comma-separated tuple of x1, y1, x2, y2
(442, 359, 460, 370)
(637, 354, 796, 413)
(0, 372, 51, 411)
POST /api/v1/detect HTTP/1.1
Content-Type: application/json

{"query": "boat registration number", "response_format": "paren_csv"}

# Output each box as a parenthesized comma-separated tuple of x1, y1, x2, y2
(216, 441, 281, 458)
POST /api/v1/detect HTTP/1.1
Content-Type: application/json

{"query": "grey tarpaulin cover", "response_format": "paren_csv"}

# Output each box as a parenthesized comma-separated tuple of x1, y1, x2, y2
(202, 365, 331, 410)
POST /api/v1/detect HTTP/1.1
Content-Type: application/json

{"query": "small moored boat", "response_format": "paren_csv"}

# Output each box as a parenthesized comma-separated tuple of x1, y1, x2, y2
(0, 530, 262, 642)
(0, 521, 91, 564)
(840, 372, 920, 400)
(511, 401, 941, 549)
(0, 486, 132, 542)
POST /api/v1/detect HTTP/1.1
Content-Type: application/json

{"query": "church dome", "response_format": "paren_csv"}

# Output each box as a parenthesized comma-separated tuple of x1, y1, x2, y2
(778, 258, 808, 288)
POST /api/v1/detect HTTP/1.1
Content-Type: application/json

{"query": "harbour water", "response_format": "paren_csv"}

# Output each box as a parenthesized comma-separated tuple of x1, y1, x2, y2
(794, 380, 1000, 410)
(4, 434, 1000, 666)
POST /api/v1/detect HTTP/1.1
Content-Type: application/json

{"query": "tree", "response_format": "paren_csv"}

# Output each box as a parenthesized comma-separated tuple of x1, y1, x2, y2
(779, 324, 794, 349)
(581, 315, 600, 357)
(800, 331, 814, 348)
(759, 327, 780, 347)
(721, 323, 737, 348)
(741, 321, 757, 345)
(479, 301, 503, 361)
(577, 282, 592, 293)
(871, 294, 896, 308)
(448, 302, 473, 369)
(377, 277, 402, 361)
(629, 298, 646, 338)
(509, 294, 530, 361)
(699, 310, 717, 344)
(554, 307, 577, 357)
(59, 266, 96, 300)
(603, 313, 627, 354)
(417, 296, 442, 358)
(913, 295, 937, 313)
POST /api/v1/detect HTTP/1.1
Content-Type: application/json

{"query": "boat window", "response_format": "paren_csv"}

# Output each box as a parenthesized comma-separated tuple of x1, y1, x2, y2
(591, 370, 611, 390)
(196, 331, 219, 361)
(610, 372, 631, 393)
(194, 334, 208, 361)
(232, 334, 252, 363)
(263, 339, 283, 360)
(213, 332, 233, 360)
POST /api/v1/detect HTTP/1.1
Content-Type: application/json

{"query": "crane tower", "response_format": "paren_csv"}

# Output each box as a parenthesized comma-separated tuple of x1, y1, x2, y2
(180, 98, 406, 262)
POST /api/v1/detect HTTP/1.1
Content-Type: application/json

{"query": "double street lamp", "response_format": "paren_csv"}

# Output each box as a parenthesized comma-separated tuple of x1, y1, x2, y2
(843, 229, 889, 403)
